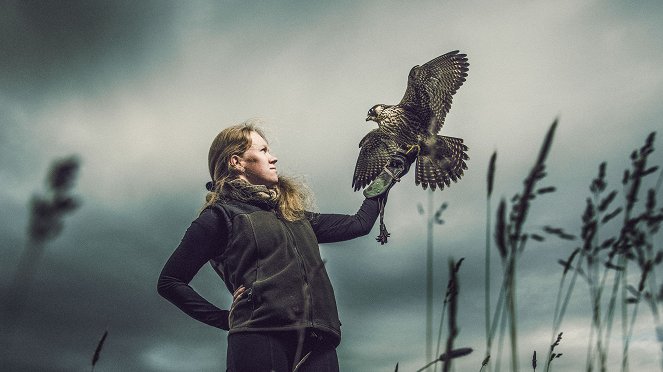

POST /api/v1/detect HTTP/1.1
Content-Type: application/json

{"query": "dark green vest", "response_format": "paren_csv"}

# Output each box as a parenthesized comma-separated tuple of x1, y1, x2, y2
(208, 200, 341, 346)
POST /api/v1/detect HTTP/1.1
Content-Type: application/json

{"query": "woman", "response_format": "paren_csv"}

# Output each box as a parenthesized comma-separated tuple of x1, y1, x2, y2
(157, 121, 404, 372)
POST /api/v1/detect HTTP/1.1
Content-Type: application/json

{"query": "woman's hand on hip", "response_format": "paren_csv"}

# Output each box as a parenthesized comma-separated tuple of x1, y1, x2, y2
(231, 285, 246, 311)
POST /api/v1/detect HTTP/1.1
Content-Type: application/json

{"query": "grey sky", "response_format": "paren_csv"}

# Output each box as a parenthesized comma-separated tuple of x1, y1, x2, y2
(1, 1, 662, 371)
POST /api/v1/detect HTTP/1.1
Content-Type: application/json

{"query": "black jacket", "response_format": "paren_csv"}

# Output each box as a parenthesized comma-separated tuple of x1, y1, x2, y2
(157, 197, 379, 346)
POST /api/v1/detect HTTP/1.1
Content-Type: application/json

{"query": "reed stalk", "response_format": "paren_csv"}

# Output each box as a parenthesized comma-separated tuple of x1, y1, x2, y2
(3, 155, 81, 323)
(91, 329, 108, 372)
(484, 151, 497, 372)
(418, 258, 472, 372)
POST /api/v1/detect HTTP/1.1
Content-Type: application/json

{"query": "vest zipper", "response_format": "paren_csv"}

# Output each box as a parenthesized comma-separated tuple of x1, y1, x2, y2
(281, 219, 314, 327)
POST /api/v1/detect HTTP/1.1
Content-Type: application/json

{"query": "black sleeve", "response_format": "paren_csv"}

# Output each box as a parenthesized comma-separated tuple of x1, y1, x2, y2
(156, 208, 230, 330)
(308, 198, 380, 244)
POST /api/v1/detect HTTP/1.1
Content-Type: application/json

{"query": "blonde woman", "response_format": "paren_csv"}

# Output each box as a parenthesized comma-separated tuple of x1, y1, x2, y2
(158, 121, 408, 372)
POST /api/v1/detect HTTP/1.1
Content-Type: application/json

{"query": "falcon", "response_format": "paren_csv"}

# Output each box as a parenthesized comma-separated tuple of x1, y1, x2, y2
(352, 50, 470, 191)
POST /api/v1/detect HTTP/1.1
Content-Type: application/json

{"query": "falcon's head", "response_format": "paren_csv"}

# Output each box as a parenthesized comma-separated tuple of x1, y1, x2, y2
(366, 104, 387, 123)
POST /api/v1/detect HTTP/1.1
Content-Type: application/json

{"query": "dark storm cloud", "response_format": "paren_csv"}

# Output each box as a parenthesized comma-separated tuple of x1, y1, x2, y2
(0, 0, 180, 202)
(1, 190, 226, 371)
(0, 0, 178, 100)
(2, 1, 663, 371)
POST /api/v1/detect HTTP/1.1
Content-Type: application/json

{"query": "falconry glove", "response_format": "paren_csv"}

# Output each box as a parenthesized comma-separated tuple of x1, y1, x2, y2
(364, 148, 417, 245)
(363, 148, 417, 199)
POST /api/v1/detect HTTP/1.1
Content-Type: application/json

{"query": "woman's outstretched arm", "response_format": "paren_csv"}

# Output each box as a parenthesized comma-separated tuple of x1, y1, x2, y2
(307, 197, 380, 243)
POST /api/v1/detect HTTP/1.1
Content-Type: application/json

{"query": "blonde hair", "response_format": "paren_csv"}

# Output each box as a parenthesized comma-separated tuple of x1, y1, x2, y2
(203, 120, 314, 221)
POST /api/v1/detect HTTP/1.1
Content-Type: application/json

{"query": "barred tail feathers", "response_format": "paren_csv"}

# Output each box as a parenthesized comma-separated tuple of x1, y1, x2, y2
(414, 135, 468, 190)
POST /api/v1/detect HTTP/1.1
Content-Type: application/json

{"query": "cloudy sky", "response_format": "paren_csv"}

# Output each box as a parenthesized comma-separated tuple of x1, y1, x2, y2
(1, 1, 662, 371)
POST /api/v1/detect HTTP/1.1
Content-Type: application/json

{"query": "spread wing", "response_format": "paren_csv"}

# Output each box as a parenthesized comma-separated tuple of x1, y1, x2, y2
(352, 129, 400, 191)
(399, 50, 469, 134)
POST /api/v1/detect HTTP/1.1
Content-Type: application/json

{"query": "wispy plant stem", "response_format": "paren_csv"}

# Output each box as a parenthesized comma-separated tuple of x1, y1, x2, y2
(495, 299, 509, 372)
(620, 263, 629, 372)
(442, 259, 459, 372)
(4, 241, 46, 320)
(434, 290, 450, 372)
(597, 260, 622, 372)
(622, 291, 643, 372)
(489, 276, 507, 345)
(3, 155, 80, 333)
(485, 194, 492, 372)
(506, 255, 518, 372)
(427, 189, 434, 363)
(485, 151, 497, 372)
(585, 320, 596, 372)
(547, 250, 582, 372)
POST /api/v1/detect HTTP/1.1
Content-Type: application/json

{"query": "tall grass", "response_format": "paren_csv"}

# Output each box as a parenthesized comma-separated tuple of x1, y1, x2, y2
(485, 150, 497, 371)
(471, 120, 661, 372)
(91, 329, 108, 372)
(479, 119, 560, 372)
(412, 120, 560, 371)
(537, 131, 663, 372)
(1, 155, 81, 368)
(417, 258, 473, 372)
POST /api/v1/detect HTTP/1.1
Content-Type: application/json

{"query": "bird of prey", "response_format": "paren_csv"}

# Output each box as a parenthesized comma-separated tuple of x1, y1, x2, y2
(352, 50, 470, 192)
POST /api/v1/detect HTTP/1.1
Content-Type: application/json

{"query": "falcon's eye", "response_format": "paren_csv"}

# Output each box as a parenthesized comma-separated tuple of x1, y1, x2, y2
(368, 108, 375, 116)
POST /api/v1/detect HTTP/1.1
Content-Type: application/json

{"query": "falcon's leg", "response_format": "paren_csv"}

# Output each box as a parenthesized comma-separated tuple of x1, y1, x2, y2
(405, 144, 421, 155)
(376, 196, 390, 244)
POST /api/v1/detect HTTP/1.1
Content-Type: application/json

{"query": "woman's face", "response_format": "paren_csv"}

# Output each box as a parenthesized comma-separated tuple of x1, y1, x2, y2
(234, 131, 279, 187)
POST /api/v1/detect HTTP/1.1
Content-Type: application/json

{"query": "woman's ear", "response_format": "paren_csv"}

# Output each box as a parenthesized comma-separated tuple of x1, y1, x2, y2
(230, 155, 243, 170)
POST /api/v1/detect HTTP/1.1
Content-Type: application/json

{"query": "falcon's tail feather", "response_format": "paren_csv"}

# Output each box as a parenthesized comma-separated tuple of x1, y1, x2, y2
(414, 135, 468, 190)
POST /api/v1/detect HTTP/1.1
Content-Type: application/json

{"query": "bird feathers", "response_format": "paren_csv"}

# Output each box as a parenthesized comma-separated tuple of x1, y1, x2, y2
(352, 129, 400, 191)
(353, 50, 470, 192)
(415, 135, 468, 190)
(400, 50, 469, 134)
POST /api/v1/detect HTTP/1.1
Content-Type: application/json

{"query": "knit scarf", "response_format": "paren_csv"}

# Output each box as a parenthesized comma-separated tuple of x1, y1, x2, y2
(222, 178, 279, 209)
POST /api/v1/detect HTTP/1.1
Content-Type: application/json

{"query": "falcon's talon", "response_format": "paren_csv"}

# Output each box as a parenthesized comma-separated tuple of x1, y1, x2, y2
(376, 225, 390, 245)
